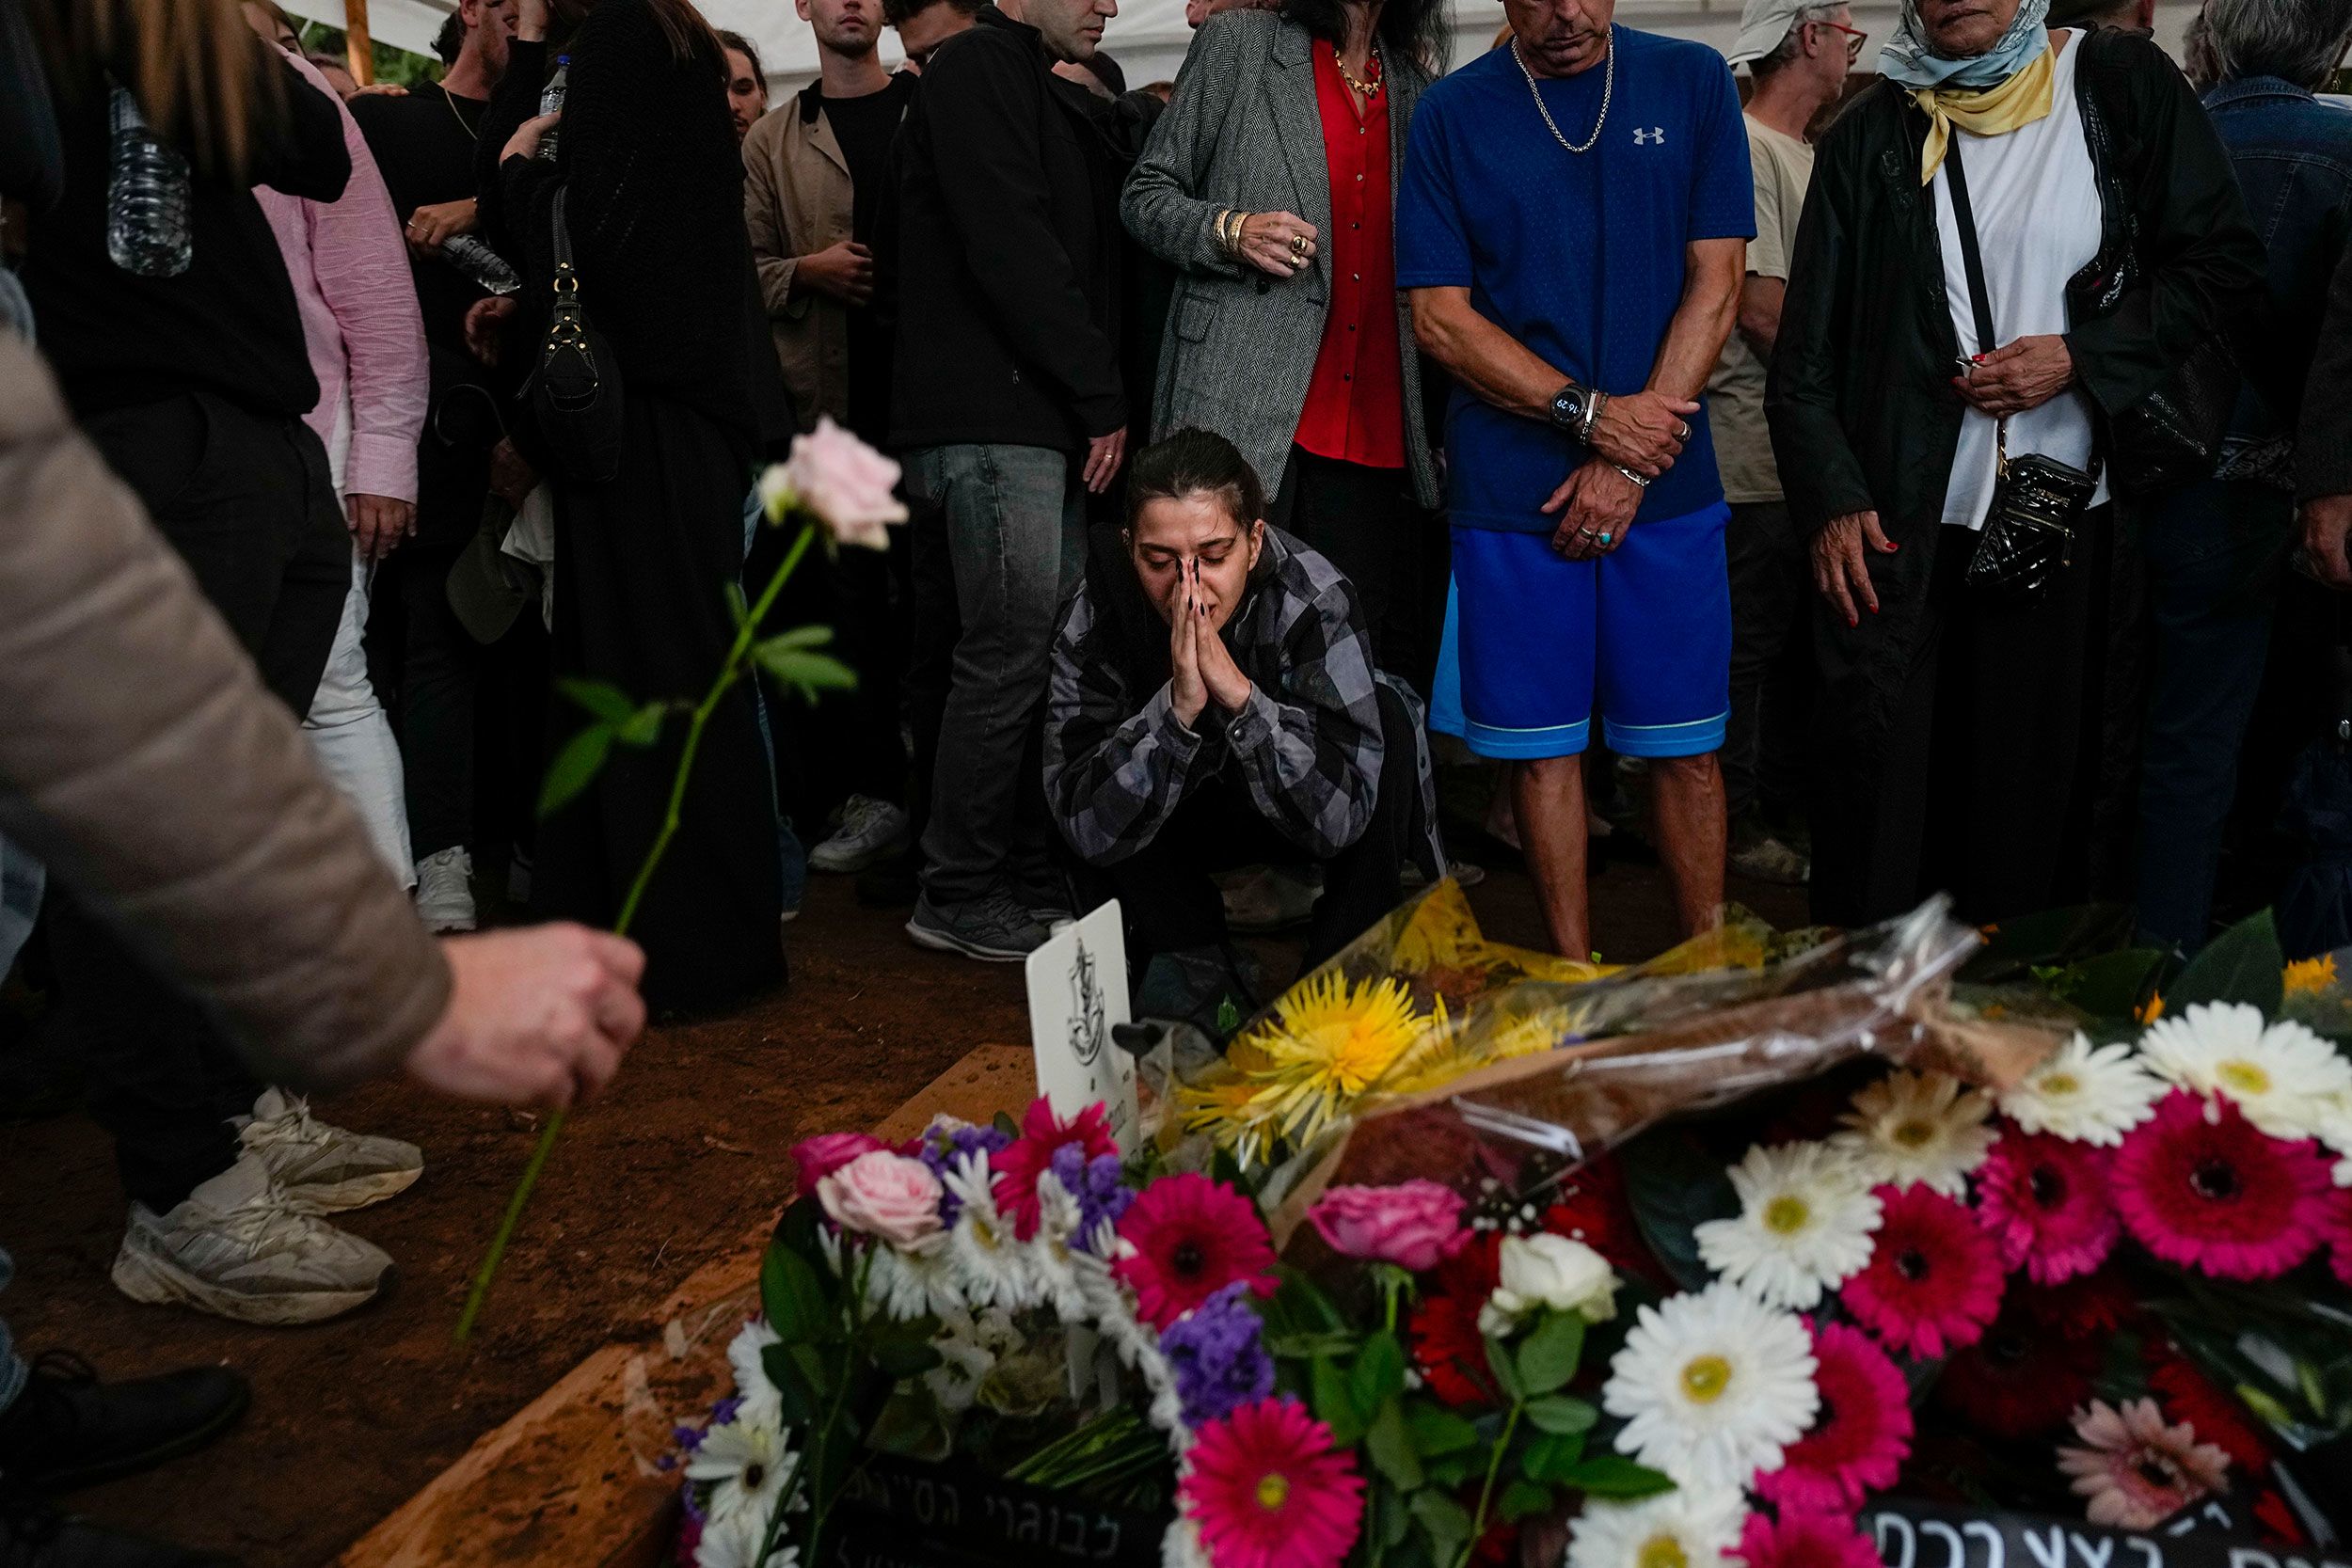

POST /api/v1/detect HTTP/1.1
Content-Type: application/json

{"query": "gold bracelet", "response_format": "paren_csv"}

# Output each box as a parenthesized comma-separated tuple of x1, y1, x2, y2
(1216, 208, 1240, 262)
(1228, 211, 1253, 263)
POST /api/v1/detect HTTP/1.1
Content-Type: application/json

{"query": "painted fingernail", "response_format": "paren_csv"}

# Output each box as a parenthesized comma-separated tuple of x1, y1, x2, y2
(1849, 617, 1859, 627)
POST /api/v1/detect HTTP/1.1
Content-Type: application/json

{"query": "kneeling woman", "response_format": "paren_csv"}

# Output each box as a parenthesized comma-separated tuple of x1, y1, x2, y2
(1044, 429, 1439, 975)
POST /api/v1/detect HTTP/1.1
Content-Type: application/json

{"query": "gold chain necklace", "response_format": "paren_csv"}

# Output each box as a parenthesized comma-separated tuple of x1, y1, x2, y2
(1513, 29, 1613, 155)
(1335, 42, 1383, 101)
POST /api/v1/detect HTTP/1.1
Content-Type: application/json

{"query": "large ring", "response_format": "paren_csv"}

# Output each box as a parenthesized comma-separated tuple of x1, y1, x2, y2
(1597, 531, 1613, 546)
(1676, 421, 1692, 440)
(1291, 254, 1307, 270)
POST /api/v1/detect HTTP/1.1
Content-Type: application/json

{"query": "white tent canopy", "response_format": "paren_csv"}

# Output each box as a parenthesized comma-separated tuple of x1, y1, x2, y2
(280, 0, 2186, 102)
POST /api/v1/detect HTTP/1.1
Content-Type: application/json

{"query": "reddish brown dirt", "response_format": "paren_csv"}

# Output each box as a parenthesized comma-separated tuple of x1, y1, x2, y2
(0, 855, 1804, 1566)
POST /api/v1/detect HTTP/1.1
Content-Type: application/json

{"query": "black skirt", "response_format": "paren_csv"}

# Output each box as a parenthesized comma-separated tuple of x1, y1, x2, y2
(533, 393, 785, 1012)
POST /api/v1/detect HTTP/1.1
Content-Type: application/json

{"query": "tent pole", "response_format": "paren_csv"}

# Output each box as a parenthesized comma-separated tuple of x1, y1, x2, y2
(344, 0, 375, 85)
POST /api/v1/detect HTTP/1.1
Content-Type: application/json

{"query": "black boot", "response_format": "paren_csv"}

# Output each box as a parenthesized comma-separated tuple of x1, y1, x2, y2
(0, 1494, 240, 1568)
(0, 1354, 247, 1494)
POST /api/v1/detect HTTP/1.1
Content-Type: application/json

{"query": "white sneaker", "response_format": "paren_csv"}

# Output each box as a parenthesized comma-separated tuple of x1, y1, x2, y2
(235, 1087, 423, 1214)
(110, 1154, 393, 1325)
(414, 846, 476, 933)
(808, 795, 910, 875)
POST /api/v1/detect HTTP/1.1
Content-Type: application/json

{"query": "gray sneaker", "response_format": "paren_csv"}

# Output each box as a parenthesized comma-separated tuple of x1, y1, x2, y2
(906, 889, 1052, 962)
(1730, 830, 1811, 886)
(110, 1154, 392, 1325)
(235, 1088, 423, 1215)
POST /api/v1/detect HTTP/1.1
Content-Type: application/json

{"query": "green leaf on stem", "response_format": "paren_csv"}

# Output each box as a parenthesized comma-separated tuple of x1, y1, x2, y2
(1499, 1481, 1553, 1523)
(1483, 1338, 1523, 1402)
(1312, 1356, 1367, 1447)
(1404, 1402, 1481, 1457)
(1522, 1395, 1598, 1436)
(1408, 1490, 1472, 1561)
(1422, 1453, 1478, 1489)
(538, 722, 614, 819)
(760, 1241, 832, 1345)
(1366, 1398, 1423, 1490)
(2170, 908, 2285, 1013)
(616, 701, 668, 748)
(1355, 1330, 1407, 1416)
(993, 1111, 1021, 1140)
(759, 1343, 820, 1426)
(1558, 1455, 1676, 1499)
(1517, 1311, 1586, 1396)
(762, 624, 835, 651)
(753, 636, 858, 705)
(558, 676, 638, 724)
(1519, 1432, 1585, 1483)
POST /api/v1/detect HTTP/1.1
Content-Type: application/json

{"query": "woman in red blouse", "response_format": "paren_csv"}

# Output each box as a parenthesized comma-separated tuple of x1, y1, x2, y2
(1121, 0, 1446, 678)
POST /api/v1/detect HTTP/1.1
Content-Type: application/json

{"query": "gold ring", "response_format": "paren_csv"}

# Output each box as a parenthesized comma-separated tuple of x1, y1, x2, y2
(1290, 234, 1308, 256)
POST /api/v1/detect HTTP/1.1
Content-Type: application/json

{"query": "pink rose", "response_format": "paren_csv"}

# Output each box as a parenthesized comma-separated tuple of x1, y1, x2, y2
(1307, 1180, 1468, 1273)
(789, 1132, 886, 1199)
(817, 1150, 946, 1246)
(761, 418, 907, 549)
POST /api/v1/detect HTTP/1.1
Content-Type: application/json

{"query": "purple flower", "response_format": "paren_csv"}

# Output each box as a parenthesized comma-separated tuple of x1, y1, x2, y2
(1159, 1281, 1275, 1428)
(1050, 1145, 1135, 1251)
(915, 1121, 1013, 1225)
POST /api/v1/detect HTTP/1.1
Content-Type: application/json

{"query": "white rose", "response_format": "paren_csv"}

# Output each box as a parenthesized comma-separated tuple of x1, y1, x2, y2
(769, 418, 908, 548)
(1478, 1232, 1619, 1336)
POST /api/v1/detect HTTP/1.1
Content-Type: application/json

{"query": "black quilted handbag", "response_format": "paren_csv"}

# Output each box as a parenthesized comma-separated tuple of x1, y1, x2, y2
(521, 187, 624, 483)
(1947, 138, 2098, 599)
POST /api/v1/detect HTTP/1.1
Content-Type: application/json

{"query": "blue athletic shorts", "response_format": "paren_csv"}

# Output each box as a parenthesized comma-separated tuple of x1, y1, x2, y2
(1451, 502, 1731, 761)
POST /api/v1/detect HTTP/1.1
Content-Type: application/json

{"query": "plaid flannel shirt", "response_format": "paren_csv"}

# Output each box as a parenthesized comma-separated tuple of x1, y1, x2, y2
(1045, 530, 1389, 867)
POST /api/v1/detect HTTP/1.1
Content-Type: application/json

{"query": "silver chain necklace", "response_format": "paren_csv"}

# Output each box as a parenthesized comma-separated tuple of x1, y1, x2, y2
(1513, 29, 1614, 155)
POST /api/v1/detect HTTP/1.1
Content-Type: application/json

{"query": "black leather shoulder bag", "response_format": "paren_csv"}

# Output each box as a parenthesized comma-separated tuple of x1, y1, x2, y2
(521, 186, 625, 483)
(1946, 135, 2099, 600)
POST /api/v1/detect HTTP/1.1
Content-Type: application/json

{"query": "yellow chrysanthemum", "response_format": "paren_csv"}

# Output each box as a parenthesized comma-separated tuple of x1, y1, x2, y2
(2284, 953, 2339, 997)
(1388, 880, 1486, 974)
(1377, 1002, 1570, 1099)
(1235, 972, 1429, 1148)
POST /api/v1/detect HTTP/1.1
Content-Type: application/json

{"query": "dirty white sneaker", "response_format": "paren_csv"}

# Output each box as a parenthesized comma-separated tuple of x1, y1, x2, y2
(110, 1155, 392, 1325)
(1222, 865, 1323, 932)
(414, 846, 476, 933)
(809, 795, 911, 875)
(235, 1088, 422, 1215)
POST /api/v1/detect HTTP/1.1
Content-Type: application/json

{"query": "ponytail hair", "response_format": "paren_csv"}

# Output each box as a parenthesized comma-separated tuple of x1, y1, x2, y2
(1125, 428, 1267, 531)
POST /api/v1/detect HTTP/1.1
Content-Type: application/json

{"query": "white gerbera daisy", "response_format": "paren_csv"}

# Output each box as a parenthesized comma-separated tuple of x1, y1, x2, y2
(693, 1509, 802, 1568)
(940, 1150, 1034, 1310)
(686, 1414, 798, 1534)
(1693, 1142, 1882, 1310)
(867, 1234, 965, 1323)
(2315, 1094, 2352, 1187)
(2139, 1002, 2352, 1142)
(1600, 1280, 1820, 1494)
(1565, 1489, 1746, 1568)
(1999, 1033, 2166, 1147)
(725, 1319, 783, 1428)
(1025, 1169, 1090, 1323)
(1831, 1069, 1998, 1195)
(923, 1304, 1023, 1414)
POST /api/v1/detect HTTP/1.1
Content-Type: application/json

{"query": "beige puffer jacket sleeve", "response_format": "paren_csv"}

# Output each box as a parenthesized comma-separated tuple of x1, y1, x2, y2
(0, 333, 452, 1092)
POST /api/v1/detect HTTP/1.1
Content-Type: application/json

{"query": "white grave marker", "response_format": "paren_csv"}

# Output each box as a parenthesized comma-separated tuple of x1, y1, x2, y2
(1025, 900, 1138, 1150)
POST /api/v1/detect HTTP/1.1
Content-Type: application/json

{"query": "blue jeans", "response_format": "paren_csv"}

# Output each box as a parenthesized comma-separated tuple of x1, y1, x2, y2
(2137, 477, 2294, 952)
(902, 444, 1085, 908)
(744, 490, 809, 915)
(0, 1248, 24, 1416)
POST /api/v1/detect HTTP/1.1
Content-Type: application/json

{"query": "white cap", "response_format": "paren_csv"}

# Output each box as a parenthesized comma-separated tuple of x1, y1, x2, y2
(1724, 0, 1815, 67)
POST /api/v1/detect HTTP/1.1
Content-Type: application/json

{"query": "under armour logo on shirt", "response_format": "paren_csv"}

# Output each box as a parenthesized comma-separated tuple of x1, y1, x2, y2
(1633, 127, 1666, 146)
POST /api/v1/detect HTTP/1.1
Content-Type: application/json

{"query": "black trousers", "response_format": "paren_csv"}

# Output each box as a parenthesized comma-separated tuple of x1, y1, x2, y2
(1091, 682, 1417, 974)
(384, 411, 495, 862)
(1724, 499, 1813, 825)
(532, 396, 784, 1014)
(1273, 448, 1442, 696)
(1811, 503, 2137, 927)
(51, 391, 349, 1209)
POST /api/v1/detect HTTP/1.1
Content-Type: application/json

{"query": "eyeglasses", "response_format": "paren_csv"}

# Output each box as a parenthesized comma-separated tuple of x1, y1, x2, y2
(1813, 18, 1868, 63)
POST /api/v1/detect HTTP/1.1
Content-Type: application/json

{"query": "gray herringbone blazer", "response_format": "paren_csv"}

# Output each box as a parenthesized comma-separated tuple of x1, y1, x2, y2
(1121, 11, 1438, 509)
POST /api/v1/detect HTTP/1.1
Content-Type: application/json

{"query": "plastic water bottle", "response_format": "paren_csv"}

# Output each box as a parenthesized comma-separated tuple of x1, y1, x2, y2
(534, 55, 568, 164)
(439, 234, 522, 295)
(104, 85, 192, 277)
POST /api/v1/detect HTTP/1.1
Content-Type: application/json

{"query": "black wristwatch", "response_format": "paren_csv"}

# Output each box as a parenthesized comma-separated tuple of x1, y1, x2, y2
(1549, 382, 1603, 443)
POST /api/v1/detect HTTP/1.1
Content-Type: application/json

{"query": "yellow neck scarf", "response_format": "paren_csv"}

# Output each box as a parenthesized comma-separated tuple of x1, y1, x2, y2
(1908, 45, 2058, 184)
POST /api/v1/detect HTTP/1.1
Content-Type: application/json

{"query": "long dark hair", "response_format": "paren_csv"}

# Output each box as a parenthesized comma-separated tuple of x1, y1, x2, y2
(1126, 428, 1266, 530)
(1279, 0, 1448, 75)
(549, 0, 723, 68)
(29, 0, 286, 178)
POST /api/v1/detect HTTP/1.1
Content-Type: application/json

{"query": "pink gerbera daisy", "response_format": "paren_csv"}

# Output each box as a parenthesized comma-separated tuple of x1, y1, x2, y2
(1839, 1183, 2005, 1359)
(1115, 1172, 1279, 1329)
(2322, 1187, 2352, 1289)
(1757, 1321, 1912, 1514)
(1738, 1509, 1882, 1568)
(991, 1099, 1119, 1241)
(1975, 1128, 2121, 1285)
(2112, 1091, 2333, 1280)
(1180, 1397, 1364, 1568)
(2058, 1398, 2232, 1530)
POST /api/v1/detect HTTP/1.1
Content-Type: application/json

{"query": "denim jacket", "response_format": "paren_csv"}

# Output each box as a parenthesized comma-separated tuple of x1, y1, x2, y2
(2202, 77, 2352, 455)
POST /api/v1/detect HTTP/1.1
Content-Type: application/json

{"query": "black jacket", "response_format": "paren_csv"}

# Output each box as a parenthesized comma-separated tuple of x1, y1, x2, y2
(2302, 240, 2352, 500)
(887, 6, 1127, 453)
(1764, 29, 2261, 787)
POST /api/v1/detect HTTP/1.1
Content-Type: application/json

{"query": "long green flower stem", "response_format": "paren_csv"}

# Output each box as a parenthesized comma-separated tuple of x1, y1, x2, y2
(454, 520, 820, 1346)
(1456, 1402, 1521, 1568)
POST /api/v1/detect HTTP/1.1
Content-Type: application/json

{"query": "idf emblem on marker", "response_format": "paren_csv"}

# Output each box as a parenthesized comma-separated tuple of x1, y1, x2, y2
(1066, 943, 1106, 1069)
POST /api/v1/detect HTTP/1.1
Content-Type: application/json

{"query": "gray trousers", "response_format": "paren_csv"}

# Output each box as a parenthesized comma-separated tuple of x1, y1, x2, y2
(903, 444, 1086, 908)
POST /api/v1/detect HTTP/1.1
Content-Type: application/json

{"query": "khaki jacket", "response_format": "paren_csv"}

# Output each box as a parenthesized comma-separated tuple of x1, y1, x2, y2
(0, 332, 451, 1091)
(745, 86, 875, 431)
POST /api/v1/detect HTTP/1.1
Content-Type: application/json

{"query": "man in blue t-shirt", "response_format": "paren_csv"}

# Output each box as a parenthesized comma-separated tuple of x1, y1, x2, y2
(1397, 0, 1750, 958)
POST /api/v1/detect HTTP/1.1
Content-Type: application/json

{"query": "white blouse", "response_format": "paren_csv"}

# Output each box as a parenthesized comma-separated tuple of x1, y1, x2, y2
(1931, 29, 2110, 529)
